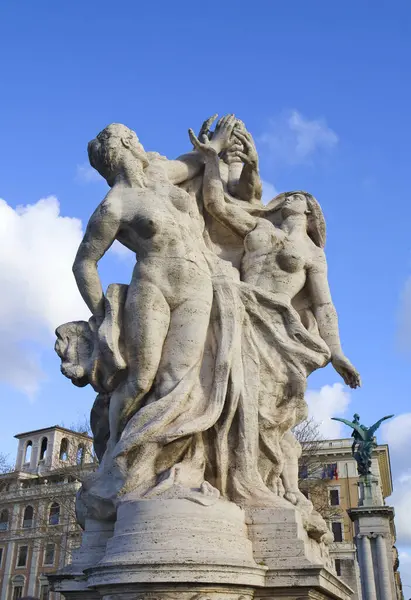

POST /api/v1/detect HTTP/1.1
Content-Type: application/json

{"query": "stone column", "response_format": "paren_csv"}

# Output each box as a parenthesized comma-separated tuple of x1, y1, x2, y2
(376, 534, 392, 600)
(0, 503, 21, 600)
(359, 535, 377, 600)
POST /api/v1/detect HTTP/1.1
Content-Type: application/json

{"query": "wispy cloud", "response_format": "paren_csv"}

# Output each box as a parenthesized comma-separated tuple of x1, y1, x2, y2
(258, 110, 338, 167)
(75, 162, 102, 183)
(261, 180, 278, 204)
(0, 197, 89, 396)
(109, 240, 134, 260)
(381, 413, 411, 547)
(305, 383, 351, 438)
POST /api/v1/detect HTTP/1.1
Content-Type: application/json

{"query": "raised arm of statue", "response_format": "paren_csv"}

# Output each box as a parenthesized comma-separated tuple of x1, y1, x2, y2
(307, 251, 361, 389)
(166, 114, 236, 185)
(188, 124, 257, 239)
(73, 193, 121, 321)
(225, 126, 262, 203)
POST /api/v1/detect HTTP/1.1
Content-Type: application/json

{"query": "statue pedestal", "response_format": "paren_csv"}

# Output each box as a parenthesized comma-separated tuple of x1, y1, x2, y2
(348, 503, 397, 600)
(247, 506, 352, 600)
(50, 499, 352, 600)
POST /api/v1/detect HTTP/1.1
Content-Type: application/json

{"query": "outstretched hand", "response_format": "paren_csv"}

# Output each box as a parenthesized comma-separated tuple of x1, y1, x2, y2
(210, 114, 236, 154)
(225, 128, 258, 168)
(331, 354, 361, 389)
(197, 114, 218, 143)
(189, 128, 218, 157)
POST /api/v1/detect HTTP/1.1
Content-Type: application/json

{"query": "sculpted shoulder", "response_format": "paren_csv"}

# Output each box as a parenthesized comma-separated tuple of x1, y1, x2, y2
(95, 188, 124, 221)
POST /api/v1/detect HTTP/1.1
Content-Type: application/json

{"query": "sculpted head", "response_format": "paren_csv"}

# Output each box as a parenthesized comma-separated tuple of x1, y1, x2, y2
(276, 191, 326, 248)
(88, 123, 148, 186)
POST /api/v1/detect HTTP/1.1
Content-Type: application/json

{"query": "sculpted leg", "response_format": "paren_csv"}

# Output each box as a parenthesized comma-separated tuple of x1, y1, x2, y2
(155, 295, 212, 398)
(281, 431, 312, 510)
(108, 280, 171, 448)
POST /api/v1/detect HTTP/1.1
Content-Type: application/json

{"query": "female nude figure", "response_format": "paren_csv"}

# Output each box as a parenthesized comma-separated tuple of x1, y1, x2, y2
(189, 126, 360, 518)
(73, 120, 234, 500)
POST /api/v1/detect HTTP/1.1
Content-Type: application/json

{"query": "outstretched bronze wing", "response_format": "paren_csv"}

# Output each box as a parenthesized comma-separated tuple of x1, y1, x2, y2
(331, 417, 365, 439)
(368, 415, 394, 437)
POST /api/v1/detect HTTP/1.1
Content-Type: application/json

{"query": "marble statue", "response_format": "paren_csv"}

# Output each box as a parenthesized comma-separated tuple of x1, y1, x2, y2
(332, 413, 393, 476)
(55, 114, 360, 542)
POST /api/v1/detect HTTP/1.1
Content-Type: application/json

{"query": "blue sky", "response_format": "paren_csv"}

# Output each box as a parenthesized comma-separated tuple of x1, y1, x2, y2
(1, 0, 411, 587)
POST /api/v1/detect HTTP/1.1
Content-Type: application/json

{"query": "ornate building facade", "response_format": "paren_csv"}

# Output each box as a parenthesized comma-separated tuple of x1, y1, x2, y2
(0, 426, 94, 600)
(303, 437, 403, 599)
(0, 428, 404, 600)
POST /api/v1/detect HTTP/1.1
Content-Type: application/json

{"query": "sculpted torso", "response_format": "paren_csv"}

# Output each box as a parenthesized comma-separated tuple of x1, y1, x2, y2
(102, 159, 210, 305)
(242, 219, 322, 301)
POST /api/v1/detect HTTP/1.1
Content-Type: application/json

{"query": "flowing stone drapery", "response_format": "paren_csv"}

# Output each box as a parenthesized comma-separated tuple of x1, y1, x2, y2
(55, 116, 360, 542)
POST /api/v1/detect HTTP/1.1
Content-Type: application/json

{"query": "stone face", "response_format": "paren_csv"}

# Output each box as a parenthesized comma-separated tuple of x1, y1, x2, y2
(52, 114, 360, 600)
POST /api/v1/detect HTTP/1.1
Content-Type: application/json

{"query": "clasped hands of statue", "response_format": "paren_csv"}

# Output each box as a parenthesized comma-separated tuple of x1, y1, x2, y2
(190, 113, 258, 167)
(190, 113, 360, 391)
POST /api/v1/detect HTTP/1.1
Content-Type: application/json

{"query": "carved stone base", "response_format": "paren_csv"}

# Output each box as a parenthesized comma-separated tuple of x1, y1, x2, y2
(50, 501, 352, 600)
(246, 506, 352, 600)
(98, 584, 254, 600)
(49, 518, 114, 599)
(246, 506, 333, 570)
(86, 498, 265, 588)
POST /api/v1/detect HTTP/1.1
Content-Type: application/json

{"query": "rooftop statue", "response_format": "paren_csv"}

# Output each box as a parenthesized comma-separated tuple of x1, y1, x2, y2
(331, 413, 393, 476)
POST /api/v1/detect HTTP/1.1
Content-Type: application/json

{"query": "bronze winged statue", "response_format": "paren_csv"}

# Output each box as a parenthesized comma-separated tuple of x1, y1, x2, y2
(331, 414, 394, 476)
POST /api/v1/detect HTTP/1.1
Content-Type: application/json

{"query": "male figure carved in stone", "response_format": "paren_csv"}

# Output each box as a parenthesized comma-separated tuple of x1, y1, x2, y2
(72, 121, 234, 499)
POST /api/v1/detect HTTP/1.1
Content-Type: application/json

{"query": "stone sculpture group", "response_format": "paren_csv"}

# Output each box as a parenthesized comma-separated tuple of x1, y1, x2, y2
(55, 114, 360, 544)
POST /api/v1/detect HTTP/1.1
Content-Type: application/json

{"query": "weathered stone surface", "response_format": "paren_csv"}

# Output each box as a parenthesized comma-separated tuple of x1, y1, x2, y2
(52, 114, 360, 600)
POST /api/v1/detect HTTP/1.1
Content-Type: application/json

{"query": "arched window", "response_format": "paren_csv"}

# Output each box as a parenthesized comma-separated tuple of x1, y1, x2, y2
(48, 502, 60, 525)
(22, 506, 34, 528)
(39, 437, 48, 461)
(0, 509, 9, 531)
(59, 438, 69, 461)
(76, 445, 85, 465)
(24, 441, 32, 464)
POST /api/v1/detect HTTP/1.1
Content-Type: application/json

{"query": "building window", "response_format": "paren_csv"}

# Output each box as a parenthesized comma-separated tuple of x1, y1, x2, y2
(12, 586, 23, 600)
(16, 545, 28, 568)
(40, 585, 49, 600)
(76, 445, 85, 465)
(322, 463, 338, 480)
(24, 441, 32, 464)
(59, 438, 69, 461)
(0, 547, 4, 567)
(43, 543, 55, 566)
(39, 437, 48, 461)
(298, 464, 308, 479)
(331, 522, 343, 543)
(0, 509, 9, 531)
(335, 558, 342, 576)
(329, 489, 340, 506)
(22, 506, 34, 528)
(48, 502, 60, 525)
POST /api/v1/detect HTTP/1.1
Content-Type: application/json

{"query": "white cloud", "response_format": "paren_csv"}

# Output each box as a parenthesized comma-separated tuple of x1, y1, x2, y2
(109, 239, 134, 260)
(381, 413, 411, 478)
(398, 550, 411, 591)
(75, 163, 102, 183)
(0, 197, 89, 395)
(389, 481, 411, 546)
(305, 383, 351, 438)
(258, 110, 338, 167)
(382, 413, 411, 546)
(261, 180, 278, 204)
